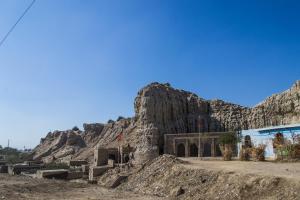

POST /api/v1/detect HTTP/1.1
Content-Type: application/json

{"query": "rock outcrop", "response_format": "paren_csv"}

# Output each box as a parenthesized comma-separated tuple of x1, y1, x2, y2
(248, 80, 300, 128)
(33, 129, 86, 163)
(31, 81, 300, 164)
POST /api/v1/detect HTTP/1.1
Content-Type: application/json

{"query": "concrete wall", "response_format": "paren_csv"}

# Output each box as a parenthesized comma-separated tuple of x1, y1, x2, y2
(94, 148, 108, 166)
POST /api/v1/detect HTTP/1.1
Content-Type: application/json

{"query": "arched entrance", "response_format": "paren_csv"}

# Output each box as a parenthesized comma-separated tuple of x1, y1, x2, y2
(189, 143, 198, 157)
(216, 144, 222, 157)
(203, 143, 211, 157)
(108, 154, 116, 161)
(177, 143, 185, 157)
(244, 135, 252, 148)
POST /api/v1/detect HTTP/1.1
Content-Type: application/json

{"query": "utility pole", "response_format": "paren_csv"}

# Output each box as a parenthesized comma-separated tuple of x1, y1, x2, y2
(7, 139, 10, 148)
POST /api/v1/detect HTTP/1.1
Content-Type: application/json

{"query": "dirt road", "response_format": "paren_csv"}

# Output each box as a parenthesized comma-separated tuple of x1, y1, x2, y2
(181, 157, 300, 180)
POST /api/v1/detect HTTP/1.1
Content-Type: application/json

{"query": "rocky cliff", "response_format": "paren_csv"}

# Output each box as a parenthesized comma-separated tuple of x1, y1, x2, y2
(248, 80, 300, 128)
(31, 81, 300, 163)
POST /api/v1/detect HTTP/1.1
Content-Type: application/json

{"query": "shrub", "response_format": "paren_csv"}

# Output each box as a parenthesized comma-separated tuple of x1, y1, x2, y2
(274, 133, 300, 160)
(239, 146, 251, 161)
(251, 144, 266, 161)
(107, 119, 114, 124)
(219, 132, 241, 161)
(219, 132, 241, 146)
(72, 126, 80, 131)
(117, 116, 125, 121)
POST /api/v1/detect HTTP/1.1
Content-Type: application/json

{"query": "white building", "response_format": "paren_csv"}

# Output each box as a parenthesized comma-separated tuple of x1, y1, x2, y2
(239, 123, 300, 159)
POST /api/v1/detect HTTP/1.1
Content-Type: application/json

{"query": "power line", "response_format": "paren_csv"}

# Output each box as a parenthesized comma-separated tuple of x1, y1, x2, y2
(0, 0, 36, 48)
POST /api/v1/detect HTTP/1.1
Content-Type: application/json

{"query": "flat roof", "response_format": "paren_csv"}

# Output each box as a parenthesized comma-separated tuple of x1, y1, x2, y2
(165, 131, 234, 136)
(244, 123, 300, 134)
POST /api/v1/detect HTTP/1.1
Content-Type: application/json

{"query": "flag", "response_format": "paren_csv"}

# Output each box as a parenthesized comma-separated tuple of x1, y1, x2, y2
(116, 132, 123, 142)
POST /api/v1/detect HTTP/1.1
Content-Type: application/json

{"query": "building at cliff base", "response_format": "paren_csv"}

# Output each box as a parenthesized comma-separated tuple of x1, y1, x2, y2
(239, 123, 300, 159)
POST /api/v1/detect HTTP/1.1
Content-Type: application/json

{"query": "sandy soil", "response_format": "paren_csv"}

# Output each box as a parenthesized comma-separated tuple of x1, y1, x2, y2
(0, 174, 164, 200)
(180, 158, 300, 180)
(2, 158, 300, 200)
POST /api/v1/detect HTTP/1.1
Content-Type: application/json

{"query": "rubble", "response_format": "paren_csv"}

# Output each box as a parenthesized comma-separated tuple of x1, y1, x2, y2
(117, 155, 300, 199)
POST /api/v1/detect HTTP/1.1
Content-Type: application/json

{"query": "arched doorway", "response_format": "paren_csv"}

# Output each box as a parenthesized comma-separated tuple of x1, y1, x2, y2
(203, 142, 211, 157)
(177, 143, 185, 157)
(108, 154, 116, 161)
(244, 135, 252, 148)
(216, 144, 222, 157)
(189, 143, 198, 157)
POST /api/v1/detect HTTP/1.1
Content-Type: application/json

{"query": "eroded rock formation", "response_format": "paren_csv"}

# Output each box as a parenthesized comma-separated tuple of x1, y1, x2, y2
(31, 81, 300, 164)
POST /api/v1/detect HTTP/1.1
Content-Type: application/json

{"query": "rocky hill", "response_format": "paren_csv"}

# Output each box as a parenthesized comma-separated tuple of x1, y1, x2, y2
(31, 81, 300, 164)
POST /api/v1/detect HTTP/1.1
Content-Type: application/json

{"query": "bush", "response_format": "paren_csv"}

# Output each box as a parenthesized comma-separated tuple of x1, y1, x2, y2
(117, 116, 125, 121)
(274, 133, 300, 160)
(276, 143, 300, 160)
(220, 144, 233, 161)
(251, 144, 266, 161)
(107, 119, 114, 124)
(219, 132, 241, 161)
(72, 126, 80, 131)
(219, 132, 241, 145)
(239, 146, 251, 161)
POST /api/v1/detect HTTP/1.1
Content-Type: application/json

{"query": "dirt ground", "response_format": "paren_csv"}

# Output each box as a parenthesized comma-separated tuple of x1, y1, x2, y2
(0, 174, 164, 200)
(2, 158, 300, 200)
(181, 158, 300, 180)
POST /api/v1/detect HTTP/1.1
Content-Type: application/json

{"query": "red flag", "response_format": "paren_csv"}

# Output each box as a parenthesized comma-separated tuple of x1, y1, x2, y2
(116, 132, 123, 142)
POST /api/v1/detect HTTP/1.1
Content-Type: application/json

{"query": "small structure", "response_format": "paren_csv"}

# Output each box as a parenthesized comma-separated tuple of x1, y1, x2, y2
(94, 147, 108, 166)
(89, 145, 134, 181)
(8, 163, 42, 175)
(37, 169, 69, 179)
(0, 161, 8, 173)
(239, 123, 300, 160)
(164, 132, 229, 158)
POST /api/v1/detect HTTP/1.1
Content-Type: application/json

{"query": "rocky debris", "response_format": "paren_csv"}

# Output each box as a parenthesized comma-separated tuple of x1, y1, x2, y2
(105, 175, 128, 188)
(32, 129, 86, 163)
(82, 123, 104, 143)
(116, 155, 300, 199)
(32, 81, 300, 164)
(119, 155, 185, 196)
(66, 132, 85, 147)
(170, 186, 185, 197)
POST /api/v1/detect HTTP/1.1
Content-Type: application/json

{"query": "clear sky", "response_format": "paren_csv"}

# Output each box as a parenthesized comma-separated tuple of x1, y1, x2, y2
(0, 0, 300, 149)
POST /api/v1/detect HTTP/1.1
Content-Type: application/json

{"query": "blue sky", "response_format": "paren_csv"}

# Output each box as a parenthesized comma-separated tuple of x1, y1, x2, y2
(0, 0, 300, 149)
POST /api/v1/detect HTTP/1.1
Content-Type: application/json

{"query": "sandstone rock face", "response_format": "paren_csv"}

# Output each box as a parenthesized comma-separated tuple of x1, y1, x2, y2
(32, 129, 85, 163)
(209, 100, 250, 131)
(133, 83, 249, 162)
(248, 81, 300, 128)
(130, 81, 300, 163)
(32, 81, 300, 164)
(82, 123, 104, 144)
